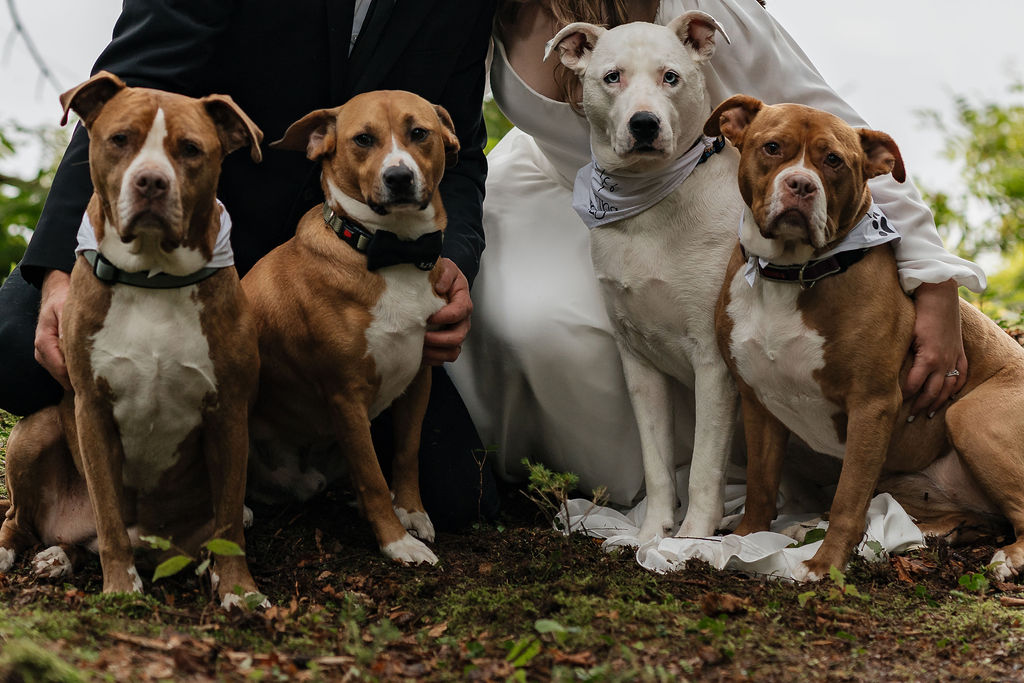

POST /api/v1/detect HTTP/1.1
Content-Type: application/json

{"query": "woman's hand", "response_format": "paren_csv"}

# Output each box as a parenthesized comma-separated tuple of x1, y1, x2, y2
(903, 279, 967, 418)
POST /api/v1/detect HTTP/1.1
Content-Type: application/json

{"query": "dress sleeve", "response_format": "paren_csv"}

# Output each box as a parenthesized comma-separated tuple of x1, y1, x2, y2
(661, 0, 986, 293)
(20, 0, 237, 288)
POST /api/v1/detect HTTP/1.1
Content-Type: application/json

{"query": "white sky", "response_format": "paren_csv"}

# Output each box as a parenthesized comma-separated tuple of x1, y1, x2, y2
(1, 0, 1022, 193)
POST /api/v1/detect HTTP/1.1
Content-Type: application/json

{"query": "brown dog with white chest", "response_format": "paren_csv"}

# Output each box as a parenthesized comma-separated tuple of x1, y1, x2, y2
(0, 72, 265, 606)
(708, 95, 1024, 581)
(242, 90, 459, 565)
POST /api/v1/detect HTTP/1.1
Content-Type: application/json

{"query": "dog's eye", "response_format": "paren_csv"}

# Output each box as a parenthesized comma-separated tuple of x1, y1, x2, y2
(825, 152, 843, 168)
(180, 139, 203, 158)
(603, 71, 620, 84)
(763, 141, 781, 155)
(353, 133, 375, 148)
(663, 71, 679, 86)
(410, 127, 429, 142)
(109, 132, 129, 147)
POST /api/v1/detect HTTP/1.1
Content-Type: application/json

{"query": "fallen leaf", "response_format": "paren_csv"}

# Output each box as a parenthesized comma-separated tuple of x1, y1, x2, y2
(700, 592, 750, 616)
(428, 621, 448, 638)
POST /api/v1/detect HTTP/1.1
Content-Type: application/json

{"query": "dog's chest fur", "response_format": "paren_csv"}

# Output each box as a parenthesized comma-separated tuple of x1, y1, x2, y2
(589, 163, 740, 383)
(364, 266, 444, 418)
(726, 271, 845, 457)
(90, 285, 217, 491)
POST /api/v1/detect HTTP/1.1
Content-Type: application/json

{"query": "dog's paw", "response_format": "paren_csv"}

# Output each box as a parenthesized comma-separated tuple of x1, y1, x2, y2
(32, 546, 72, 580)
(395, 507, 435, 543)
(779, 519, 824, 543)
(989, 547, 1024, 581)
(0, 547, 16, 573)
(242, 505, 254, 529)
(221, 591, 271, 611)
(382, 533, 438, 566)
(127, 565, 144, 593)
(676, 517, 716, 539)
(636, 518, 672, 545)
(792, 560, 830, 583)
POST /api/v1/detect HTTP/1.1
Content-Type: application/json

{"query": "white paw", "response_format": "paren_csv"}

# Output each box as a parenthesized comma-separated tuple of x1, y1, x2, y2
(242, 505, 254, 529)
(636, 519, 671, 545)
(990, 549, 1019, 582)
(32, 546, 72, 580)
(676, 517, 716, 539)
(382, 533, 438, 565)
(0, 547, 16, 573)
(127, 565, 144, 593)
(791, 563, 823, 583)
(221, 591, 271, 611)
(395, 507, 435, 542)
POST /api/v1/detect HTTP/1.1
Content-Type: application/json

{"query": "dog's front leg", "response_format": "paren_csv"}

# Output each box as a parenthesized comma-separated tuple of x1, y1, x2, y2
(388, 365, 435, 542)
(618, 346, 676, 542)
(679, 359, 737, 537)
(733, 388, 789, 536)
(328, 393, 438, 565)
(203, 400, 263, 608)
(798, 394, 901, 581)
(73, 393, 140, 594)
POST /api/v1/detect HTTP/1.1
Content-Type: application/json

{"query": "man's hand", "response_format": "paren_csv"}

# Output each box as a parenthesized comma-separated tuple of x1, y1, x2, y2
(903, 279, 967, 418)
(424, 257, 472, 365)
(35, 269, 72, 390)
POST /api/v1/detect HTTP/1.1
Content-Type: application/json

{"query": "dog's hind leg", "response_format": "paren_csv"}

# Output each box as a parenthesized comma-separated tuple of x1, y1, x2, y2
(944, 369, 1024, 581)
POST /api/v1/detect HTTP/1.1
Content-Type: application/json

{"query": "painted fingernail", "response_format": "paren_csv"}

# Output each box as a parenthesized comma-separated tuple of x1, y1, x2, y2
(907, 415, 916, 423)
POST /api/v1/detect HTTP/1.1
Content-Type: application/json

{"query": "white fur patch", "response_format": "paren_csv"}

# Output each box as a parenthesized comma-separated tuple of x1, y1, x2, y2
(90, 284, 217, 491)
(395, 507, 435, 542)
(365, 267, 444, 418)
(765, 155, 828, 248)
(727, 270, 845, 457)
(242, 505, 254, 529)
(0, 547, 16, 573)
(32, 546, 73, 579)
(221, 591, 271, 611)
(127, 565, 144, 593)
(382, 533, 438, 565)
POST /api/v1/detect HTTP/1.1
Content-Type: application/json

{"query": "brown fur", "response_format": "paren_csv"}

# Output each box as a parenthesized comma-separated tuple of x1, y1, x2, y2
(711, 97, 1024, 578)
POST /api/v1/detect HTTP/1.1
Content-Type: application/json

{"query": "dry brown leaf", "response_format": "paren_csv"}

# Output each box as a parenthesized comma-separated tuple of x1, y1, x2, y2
(700, 592, 750, 616)
(428, 621, 448, 638)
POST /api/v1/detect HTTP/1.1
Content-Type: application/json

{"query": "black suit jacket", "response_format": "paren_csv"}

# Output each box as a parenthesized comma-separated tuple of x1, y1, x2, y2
(22, 0, 495, 286)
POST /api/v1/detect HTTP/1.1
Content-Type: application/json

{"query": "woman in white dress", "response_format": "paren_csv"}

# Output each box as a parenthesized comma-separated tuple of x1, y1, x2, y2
(449, 0, 986, 510)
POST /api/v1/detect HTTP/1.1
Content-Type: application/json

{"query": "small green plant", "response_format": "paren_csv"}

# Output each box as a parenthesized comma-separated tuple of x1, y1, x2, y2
(958, 569, 990, 594)
(520, 458, 607, 533)
(797, 566, 871, 607)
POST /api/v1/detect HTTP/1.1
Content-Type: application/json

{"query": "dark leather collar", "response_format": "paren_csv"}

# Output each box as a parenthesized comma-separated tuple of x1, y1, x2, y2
(322, 203, 442, 271)
(82, 250, 222, 289)
(756, 248, 869, 289)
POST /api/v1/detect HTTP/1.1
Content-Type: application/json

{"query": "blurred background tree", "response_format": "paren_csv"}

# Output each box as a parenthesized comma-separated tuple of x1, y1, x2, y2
(919, 81, 1024, 316)
(483, 98, 512, 154)
(0, 122, 65, 281)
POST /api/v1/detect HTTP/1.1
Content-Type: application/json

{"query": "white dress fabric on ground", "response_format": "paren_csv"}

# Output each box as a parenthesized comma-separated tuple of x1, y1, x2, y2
(448, 1, 986, 542)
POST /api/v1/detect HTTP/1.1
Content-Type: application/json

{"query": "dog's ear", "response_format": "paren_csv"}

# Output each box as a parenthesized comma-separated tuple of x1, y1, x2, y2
(544, 22, 606, 76)
(433, 105, 461, 168)
(668, 11, 730, 63)
(202, 94, 264, 163)
(859, 129, 906, 183)
(59, 71, 127, 128)
(704, 95, 763, 149)
(271, 108, 339, 161)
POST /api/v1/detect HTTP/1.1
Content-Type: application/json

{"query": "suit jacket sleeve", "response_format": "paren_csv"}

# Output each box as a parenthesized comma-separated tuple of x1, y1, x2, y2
(434, 1, 493, 288)
(20, 1, 237, 288)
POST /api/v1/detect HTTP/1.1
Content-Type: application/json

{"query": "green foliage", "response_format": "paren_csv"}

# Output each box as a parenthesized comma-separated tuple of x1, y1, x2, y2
(144, 535, 245, 583)
(483, 98, 513, 154)
(918, 81, 1024, 310)
(958, 570, 990, 594)
(797, 565, 871, 607)
(0, 638, 84, 683)
(0, 122, 67, 281)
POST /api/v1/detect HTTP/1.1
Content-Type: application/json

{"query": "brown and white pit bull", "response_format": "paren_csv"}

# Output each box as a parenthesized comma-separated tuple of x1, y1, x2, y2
(0, 72, 265, 607)
(241, 90, 459, 566)
(707, 95, 1024, 581)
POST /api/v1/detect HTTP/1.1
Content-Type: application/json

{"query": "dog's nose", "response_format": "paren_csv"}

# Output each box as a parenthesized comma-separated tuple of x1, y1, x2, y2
(133, 170, 170, 199)
(628, 112, 661, 145)
(383, 165, 415, 192)
(785, 174, 818, 199)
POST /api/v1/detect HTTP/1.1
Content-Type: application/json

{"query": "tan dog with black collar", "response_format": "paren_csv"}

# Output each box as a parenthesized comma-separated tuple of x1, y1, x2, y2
(0, 72, 264, 606)
(242, 90, 459, 565)
(709, 96, 1024, 581)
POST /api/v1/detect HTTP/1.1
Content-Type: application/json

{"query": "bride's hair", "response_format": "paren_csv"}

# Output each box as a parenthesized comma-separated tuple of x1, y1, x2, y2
(496, 1, 633, 111)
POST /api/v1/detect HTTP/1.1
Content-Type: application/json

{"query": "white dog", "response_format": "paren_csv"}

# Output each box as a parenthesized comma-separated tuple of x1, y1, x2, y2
(547, 13, 744, 541)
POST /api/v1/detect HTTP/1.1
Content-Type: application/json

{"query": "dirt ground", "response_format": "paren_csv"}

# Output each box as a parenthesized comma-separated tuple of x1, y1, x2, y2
(0, 438, 1022, 683)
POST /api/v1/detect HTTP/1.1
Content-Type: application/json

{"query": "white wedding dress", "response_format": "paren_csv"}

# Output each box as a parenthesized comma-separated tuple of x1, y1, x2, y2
(449, 0, 985, 521)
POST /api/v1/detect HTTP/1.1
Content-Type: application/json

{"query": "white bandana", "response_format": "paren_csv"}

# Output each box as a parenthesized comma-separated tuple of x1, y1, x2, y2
(743, 203, 901, 286)
(573, 136, 722, 229)
(76, 200, 236, 273)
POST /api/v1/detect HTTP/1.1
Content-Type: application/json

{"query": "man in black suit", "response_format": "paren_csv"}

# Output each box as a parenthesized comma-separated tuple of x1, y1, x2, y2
(0, 0, 498, 528)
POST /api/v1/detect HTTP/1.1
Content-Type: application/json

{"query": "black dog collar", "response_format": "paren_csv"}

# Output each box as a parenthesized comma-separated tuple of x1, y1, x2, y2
(322, 203, 442, 271)
(756, 248, 869, 289)
(82, 249, 222, 289)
